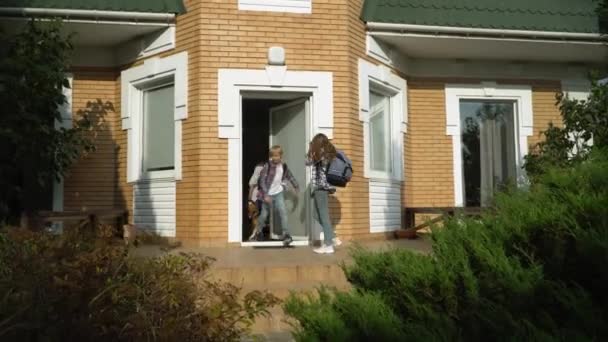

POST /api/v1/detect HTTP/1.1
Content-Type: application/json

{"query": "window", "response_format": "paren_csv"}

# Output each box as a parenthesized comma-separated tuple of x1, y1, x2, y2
(121, 51, 188, 183)
(460, 100, 518, 207)
(238, 0, 312, 14)
(445, 82, 533, 207)
(358, 59, 407, 181)
(369, 91, 392, 173)
(142, 84, 175, 173)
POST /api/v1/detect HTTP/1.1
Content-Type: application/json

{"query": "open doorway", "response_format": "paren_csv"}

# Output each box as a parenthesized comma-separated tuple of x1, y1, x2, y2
(241, 95, 311, 245)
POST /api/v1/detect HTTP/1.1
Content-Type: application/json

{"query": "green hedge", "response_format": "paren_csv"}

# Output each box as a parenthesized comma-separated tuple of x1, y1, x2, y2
(0, 226, 279, 341)
(285, 151, 608, 341)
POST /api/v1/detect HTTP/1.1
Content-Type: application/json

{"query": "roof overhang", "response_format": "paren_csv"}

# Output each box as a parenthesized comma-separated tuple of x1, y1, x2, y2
(0, 7, 176, 23)
(0, 7, 178, 67)
(368, 22, 608, 64)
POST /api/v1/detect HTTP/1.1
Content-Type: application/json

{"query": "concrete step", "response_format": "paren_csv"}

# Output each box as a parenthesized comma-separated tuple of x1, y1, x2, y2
(209, 263, 351, 335)
(209, 263, 349, 290)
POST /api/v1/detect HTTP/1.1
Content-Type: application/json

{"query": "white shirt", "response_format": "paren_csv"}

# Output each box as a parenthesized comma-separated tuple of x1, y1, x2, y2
(267, 163, 284, 196)
(248, 164, 264, 201)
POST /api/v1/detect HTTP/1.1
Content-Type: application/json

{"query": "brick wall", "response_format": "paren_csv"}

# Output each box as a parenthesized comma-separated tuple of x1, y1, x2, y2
(64, 70, 120, 211)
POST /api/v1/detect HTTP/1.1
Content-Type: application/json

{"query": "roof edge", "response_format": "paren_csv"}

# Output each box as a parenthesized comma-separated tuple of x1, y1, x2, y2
(367, 22, 607, 42)
(0, 7, 178, 23)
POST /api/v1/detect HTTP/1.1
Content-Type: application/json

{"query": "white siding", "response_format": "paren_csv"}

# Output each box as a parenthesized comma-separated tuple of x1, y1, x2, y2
(134, 179, 176, 237)
(238, 0, 312, 14)
(369, 179, 402, 233)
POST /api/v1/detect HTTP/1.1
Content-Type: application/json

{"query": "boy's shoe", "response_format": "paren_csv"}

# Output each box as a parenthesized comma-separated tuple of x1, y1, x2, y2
(332, 237, 342, 247)
(313, 244, 335, 254)
(282, 234, 293, 246)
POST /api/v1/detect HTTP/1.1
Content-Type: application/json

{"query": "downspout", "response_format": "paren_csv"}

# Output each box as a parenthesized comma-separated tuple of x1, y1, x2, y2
(0, 7, 175, 23)
(367, 22, 606, 42)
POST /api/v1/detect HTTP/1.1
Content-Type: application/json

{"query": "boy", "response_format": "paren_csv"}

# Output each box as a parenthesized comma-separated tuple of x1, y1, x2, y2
(255, 145, 300, 246)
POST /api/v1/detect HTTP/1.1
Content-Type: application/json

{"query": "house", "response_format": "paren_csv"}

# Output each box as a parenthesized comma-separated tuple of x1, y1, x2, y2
(0, 0, 604, 247)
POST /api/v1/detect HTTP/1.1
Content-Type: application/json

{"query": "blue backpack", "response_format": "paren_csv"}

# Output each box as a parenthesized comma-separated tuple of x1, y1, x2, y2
(325, 150, 353, 187)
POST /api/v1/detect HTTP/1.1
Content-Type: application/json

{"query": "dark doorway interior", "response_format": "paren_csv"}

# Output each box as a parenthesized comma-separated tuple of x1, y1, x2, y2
(241, 99, 288, 241)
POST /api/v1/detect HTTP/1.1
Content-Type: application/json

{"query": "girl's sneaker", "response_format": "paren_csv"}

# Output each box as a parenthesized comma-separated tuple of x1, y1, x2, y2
(313, 244, 335, 254)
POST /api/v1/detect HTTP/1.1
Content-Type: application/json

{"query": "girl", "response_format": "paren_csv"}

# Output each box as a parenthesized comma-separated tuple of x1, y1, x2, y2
(306, 133, 341, 254)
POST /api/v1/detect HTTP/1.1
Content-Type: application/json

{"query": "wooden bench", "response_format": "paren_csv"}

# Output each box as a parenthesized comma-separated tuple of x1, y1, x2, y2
(395, 207, 484, 239)
(27, 209, 128, 233)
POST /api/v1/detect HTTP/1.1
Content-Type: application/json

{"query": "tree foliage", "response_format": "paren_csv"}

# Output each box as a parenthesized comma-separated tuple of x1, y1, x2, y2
(523, 79, 608, 179)
(0, 20, 95, 223)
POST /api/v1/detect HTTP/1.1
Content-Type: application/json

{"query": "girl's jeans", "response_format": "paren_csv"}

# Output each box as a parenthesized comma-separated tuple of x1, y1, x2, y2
(313, 190, 334, 245)
(256, 191, 290, 237)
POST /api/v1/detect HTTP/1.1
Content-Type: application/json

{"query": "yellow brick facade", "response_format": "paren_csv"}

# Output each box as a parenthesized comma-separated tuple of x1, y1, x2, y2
(64, 69, 121, 211)
(65, 0, 564, 246)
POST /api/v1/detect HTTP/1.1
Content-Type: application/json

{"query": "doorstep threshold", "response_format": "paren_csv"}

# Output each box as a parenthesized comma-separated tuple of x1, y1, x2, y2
(241, 240, 309, 247)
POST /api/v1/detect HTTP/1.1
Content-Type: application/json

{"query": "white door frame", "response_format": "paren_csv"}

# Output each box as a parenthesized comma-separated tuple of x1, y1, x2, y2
(218, 67, 334, 244)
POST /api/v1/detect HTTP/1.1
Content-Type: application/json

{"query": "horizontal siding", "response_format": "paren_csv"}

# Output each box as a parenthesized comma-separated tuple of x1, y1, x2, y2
(134, 180, 176, 237)
(369, 179, 401, 233)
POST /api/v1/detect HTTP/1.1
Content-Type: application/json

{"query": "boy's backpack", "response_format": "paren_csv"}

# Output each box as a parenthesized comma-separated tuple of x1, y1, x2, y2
(326, 150, 353, 187)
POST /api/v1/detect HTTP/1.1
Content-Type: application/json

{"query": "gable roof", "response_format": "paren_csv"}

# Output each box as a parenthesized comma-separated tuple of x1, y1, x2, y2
(361, 0, 602, 34)
(1, 0, 186, 14)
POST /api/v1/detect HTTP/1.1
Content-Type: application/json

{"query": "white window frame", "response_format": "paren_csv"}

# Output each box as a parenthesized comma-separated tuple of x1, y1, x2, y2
(358, 59, 407, 181)
(121, 51, 188, 182)
(445, 82, 533, 207)
(238, 0, 312, 14)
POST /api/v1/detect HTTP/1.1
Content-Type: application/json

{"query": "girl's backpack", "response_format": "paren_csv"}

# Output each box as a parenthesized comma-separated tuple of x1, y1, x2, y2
(326, 150, 353, 187)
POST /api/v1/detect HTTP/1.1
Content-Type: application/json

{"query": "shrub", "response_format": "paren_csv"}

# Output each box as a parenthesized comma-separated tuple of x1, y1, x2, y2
(285, 151, 608, 341)
(0, 226, 279, 341)
(524, 78, 608, 180)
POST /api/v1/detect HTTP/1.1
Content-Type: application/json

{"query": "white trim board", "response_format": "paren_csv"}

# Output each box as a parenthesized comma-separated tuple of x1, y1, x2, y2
(445, 82, 533, 207)
(358, 58, 407, 181)
(218, 66, 333, 243)
(369, 179, 401, 233)
(133, 179, 176, 237)
(116, 26, 176, 65)
(561, 79, 591, 101)
(52, 74, 73, 232)
(241, 240, 309, 247)
(238, 0, 312, 14)
(366, 35, 410, 73)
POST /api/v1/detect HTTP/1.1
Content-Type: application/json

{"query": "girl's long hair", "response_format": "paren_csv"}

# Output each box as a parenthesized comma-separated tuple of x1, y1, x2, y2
(308, 133, 336, 162)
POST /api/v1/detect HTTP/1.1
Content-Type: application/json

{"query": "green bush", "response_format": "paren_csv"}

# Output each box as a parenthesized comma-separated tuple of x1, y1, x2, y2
(285, 151, 608, 341)
(0, 226, 279, 341)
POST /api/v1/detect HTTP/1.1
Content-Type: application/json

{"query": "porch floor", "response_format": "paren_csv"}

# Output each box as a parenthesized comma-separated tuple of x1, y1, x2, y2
(133, 238, 432, 337)
(133, 238, 432, 269)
